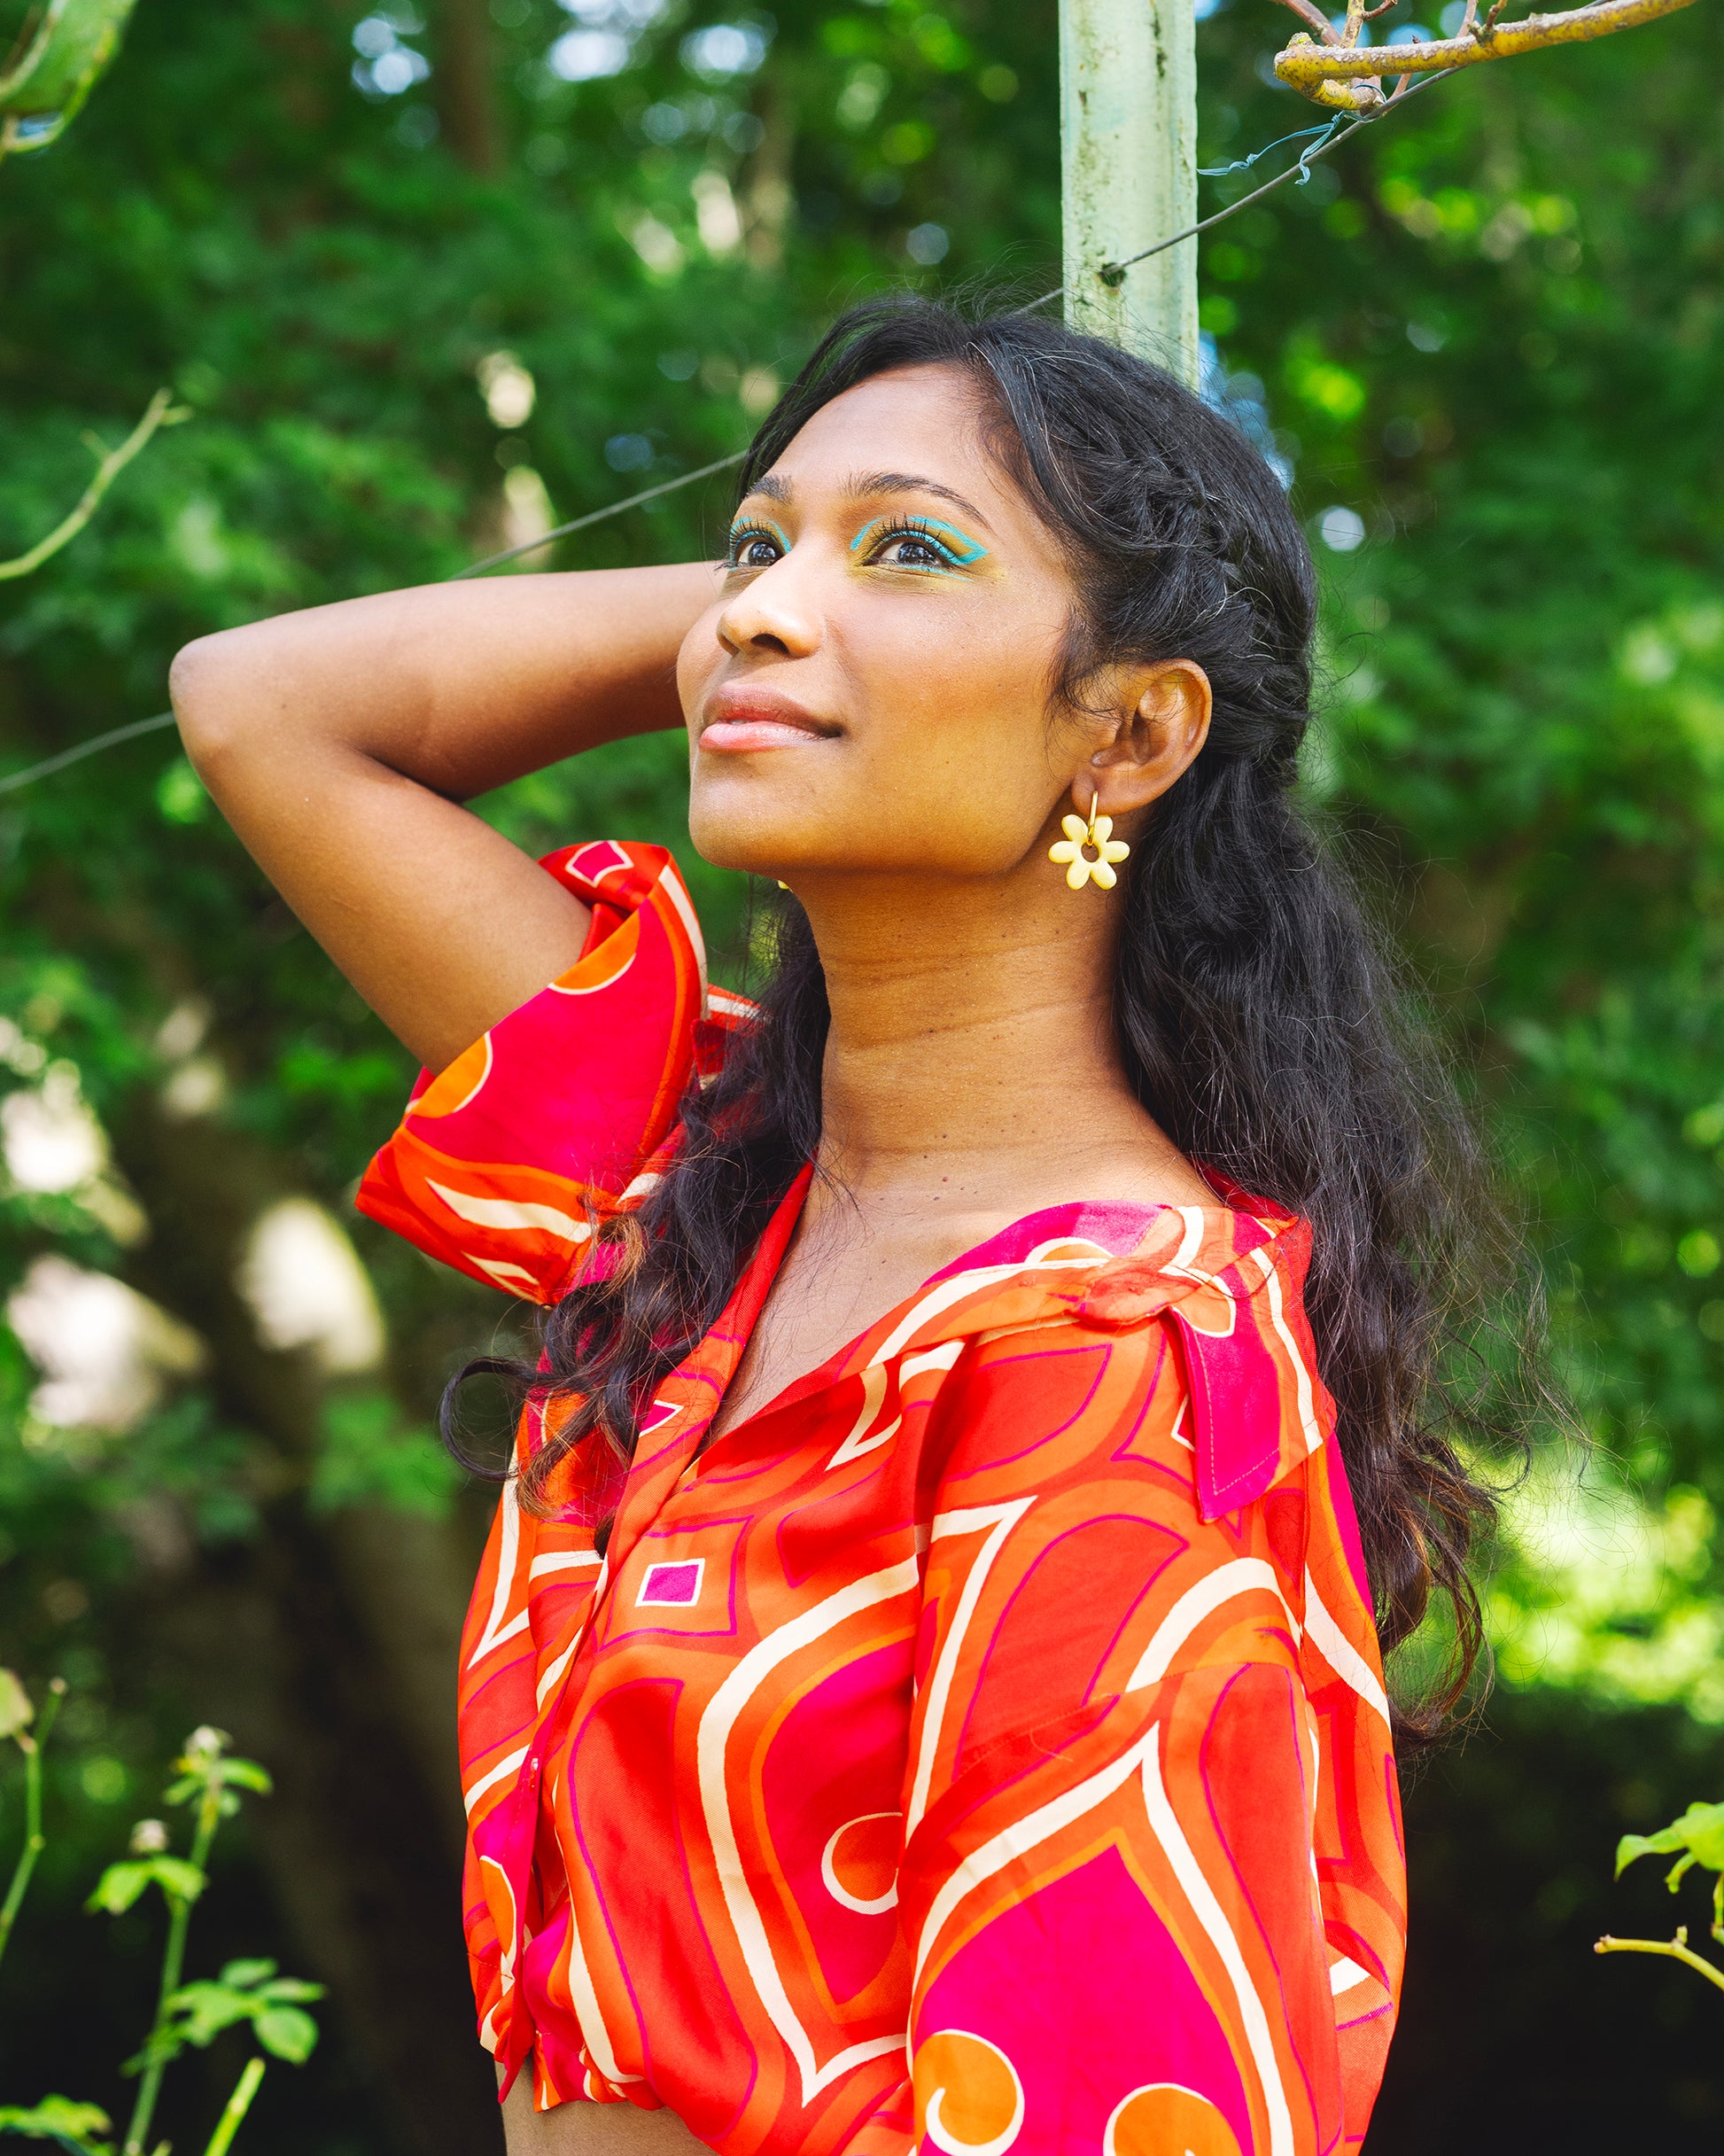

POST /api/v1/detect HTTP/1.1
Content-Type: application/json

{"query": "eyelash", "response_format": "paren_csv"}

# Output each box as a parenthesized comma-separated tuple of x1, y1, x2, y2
(862, 518, 972, 572)
(724, 518, 976, 572)
(726, 521, 788, 570)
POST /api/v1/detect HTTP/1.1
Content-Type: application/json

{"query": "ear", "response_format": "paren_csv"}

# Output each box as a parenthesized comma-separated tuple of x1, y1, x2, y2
(1076, 660, 1213, 823)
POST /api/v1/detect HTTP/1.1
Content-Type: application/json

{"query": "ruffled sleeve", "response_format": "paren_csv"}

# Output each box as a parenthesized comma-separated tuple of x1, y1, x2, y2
(356, 839, 752, 1304)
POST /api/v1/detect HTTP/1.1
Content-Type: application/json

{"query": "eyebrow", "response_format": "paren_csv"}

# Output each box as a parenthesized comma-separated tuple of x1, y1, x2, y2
(736, 469, 993, 530)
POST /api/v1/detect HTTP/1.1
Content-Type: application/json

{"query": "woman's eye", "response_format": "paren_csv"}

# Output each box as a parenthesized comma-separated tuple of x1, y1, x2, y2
(729, 531, 782, 569)
(875, 531, 953, 571)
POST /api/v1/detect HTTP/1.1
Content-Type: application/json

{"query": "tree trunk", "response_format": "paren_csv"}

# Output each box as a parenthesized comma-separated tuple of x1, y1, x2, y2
(433, 0, 502, 176)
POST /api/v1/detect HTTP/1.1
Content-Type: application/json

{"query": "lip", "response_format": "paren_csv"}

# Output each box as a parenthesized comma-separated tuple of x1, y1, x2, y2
(699, 688, 837, 754)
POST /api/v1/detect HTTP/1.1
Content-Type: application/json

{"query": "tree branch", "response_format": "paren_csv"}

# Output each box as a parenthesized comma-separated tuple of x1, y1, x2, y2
(1275, 0, 1700, 110)
(1595, 1928, 1724, 1996)
(0, 385, 185, 581)
(1267, 0, 1347, 46)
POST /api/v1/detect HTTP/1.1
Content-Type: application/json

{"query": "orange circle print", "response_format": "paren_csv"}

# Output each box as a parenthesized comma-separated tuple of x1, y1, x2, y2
(1104, 2083, 1242, 2156)
(913, 2029, 1025, 2156)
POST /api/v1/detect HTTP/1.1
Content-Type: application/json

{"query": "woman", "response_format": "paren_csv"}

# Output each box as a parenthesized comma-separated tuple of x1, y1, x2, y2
(171, 300, 1498, 2156)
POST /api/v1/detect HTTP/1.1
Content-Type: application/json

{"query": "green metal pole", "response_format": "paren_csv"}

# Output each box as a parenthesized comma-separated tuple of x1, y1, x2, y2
(1060, 0, 1200, 383)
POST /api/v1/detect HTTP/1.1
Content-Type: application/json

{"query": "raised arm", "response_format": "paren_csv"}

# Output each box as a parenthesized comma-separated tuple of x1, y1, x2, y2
(169, 563, 719, 1070)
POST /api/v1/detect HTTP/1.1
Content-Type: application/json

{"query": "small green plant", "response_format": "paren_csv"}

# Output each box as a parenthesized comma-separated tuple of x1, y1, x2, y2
(0, 1667, 65, 1968)
(1595, 1797, 1724, 1998)
(0, 1671, 325, 2156)
(0, 2096, 117, 2153)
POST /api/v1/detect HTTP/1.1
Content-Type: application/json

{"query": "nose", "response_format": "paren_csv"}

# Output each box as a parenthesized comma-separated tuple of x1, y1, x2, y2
(715, 552, 822, 662)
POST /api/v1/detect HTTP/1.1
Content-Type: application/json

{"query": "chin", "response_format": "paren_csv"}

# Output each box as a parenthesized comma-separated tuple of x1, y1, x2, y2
(687, 794, 812, 878)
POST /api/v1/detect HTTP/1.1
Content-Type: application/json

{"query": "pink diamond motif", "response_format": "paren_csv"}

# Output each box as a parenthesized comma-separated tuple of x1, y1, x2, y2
(636, 1558, 704, 1608)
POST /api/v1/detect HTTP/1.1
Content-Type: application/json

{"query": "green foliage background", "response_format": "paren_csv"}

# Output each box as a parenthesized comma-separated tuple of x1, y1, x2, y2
(3, 0, 1724, 2146)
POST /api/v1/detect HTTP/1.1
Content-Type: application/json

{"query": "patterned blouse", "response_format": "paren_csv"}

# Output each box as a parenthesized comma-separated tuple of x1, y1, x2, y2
(358, 840, 1407, 2156)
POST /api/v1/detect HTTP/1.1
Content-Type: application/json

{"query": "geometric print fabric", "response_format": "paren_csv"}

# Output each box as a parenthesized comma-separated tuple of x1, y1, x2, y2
(359, 840, 1407, 2156)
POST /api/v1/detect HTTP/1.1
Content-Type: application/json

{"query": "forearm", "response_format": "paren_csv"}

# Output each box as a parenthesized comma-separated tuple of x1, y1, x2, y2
(172, 563, 718, 799)
(169, 564, 719, 1072)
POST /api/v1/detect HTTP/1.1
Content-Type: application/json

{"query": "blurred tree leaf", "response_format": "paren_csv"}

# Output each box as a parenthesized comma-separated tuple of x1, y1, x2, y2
(85, 1853, 205, 1915)
(165, 1954, 323, 2062)
(1617, 1797, 1724, 1920)
(0, 0, 137, 158)
(0, 1669, 32, 1740)
(0, 2095, 113, 2154)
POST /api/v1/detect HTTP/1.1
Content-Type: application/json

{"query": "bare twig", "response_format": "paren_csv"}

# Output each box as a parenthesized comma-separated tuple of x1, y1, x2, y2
(0, 1677, 66, 1970)
(0, 386, 187, 581)
(1276, 0, 1702, 109)
(1595, 1927, 1724, 1996)
(1268, 0, 1347, 44)
(200, 2059, 267, 2156)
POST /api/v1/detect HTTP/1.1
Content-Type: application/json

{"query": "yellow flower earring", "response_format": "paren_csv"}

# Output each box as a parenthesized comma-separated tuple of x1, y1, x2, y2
(1048, 795, 1130, 891)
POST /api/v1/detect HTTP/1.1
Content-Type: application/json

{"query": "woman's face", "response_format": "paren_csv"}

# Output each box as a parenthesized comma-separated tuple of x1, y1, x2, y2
(678, 363, 1102, 885)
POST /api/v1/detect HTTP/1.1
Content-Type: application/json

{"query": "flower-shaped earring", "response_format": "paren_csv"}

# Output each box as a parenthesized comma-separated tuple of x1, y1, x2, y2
(1048, 797, 1130, 891)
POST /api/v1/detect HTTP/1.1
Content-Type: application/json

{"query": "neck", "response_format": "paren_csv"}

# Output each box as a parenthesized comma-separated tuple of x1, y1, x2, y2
(793, 864, 1169, 1204)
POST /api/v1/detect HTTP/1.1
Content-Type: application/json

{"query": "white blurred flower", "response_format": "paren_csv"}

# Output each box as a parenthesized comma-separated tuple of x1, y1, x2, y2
(681, 21, 767, 79)
(549, 27, 630, 78)
(3, 1064, 105, 1193)
(8, 1257, 204, 1431)
(477, 351, 536, 430)
(154, 999, 211, 1062)
(160, 1056, 227, 1121)
(0, 1019, 47, 1076)
(622, 211, 685, 276)
(501, 466, 557, 556)
(690, 169, 742, 256)
(237, 1198, 385, 1374)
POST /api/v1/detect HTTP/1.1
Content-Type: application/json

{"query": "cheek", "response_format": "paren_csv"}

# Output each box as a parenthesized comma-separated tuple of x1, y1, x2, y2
(840, 595, 1064, 790)
(676, 609, 728, 714)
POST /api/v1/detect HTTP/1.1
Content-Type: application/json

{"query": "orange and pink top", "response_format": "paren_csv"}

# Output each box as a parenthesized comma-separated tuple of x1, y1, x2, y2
(359, 840, 1407, 2156)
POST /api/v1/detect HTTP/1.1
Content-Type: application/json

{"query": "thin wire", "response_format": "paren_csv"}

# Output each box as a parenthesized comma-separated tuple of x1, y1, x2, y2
(0, 711, 178, 797)
(1197, 116, 1342, 178)
(2, 74, 1453, 799)
(1, 448, 753, 795)
(1018, 69, 1453, 318)
(453, 448, 747, 578)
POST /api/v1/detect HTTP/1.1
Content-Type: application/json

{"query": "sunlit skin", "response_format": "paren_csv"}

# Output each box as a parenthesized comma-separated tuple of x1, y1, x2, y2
(171, 360, 1215, 2153)
(673, 367, 1215, 1436)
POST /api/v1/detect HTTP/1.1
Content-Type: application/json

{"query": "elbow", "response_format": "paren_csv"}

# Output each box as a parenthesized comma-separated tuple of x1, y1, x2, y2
(169, 627, 263, 782)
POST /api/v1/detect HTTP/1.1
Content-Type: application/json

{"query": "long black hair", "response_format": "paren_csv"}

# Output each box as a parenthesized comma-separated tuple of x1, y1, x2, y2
(449, 295, 1534, 1738)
